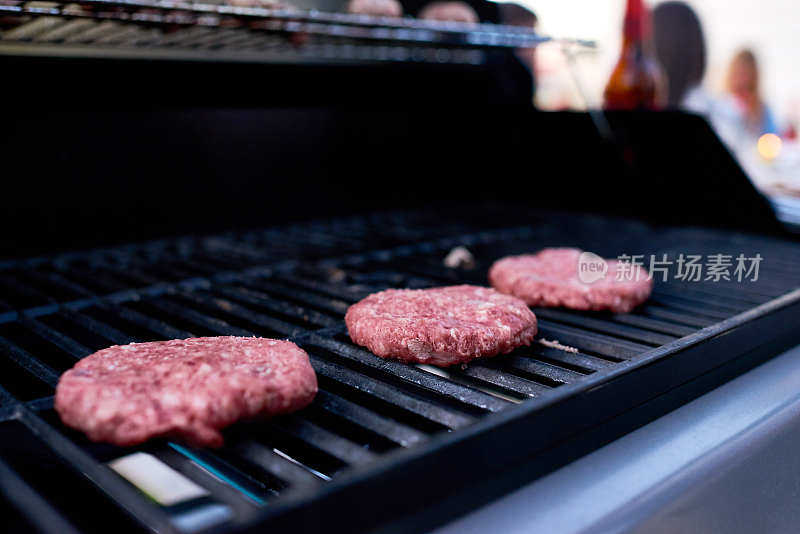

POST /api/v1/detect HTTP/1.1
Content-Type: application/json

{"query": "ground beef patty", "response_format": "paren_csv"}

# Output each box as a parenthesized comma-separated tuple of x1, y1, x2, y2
(345, 285, 537, 367)
(489, 248, 653, 313)
(55, 337, 317, 447)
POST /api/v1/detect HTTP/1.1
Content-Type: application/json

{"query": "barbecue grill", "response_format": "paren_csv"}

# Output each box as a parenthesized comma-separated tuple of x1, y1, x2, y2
(2, 3, 800, 533)
(1, 209, 799, 534)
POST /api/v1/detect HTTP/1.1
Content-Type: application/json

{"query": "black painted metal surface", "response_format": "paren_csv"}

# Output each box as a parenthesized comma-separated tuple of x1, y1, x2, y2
(0, 210, 799, 534)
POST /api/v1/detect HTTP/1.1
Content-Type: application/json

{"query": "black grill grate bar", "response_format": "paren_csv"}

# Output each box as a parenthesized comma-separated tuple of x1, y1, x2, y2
(231, 441, 324, 490)
(388, 261, 471, 285)
(12, 404, 181, 534)
(313, 389, 429, 448)
(528, 344, 613, 373)
(500, 355, 587, 384)
(212, 285, 340, 329)
(536, 320, 649, 360)
(608, 313, 696, 338)
(639, 306, 716, 329)
(17, 317, 92, 360)
(651, 287, 756, 312)
(271, 273, 369, 304)
(310, 357, 475, 430)
(533, 309, 676, 346)
(0, 384, 16, 406)
(145, 297, 256, 338)
(0, 336, 60, 387)
(454, 365, 550, 398)
(189, 246, 260, 268)
(25, 396, 53, 412)
(271, 416, 379, 466)
(134, 262, 206, 283)
(691, 278, 794, 299)
(98, 263, 163, 287)
(247, 231, 337, 253)
(55, 266, 130, 294)
(653, 284, 766, 308)
(273, 230, 359, 251)
(0, 457, 82, 534)
(155, 447, 261, 516)
(761, 259, 800, 277)
(241, 234, 345, 257)
(0, 274, 56, 308)
(57, 309, 136, 346)
(650, 289, 749, 315)
(98, 303, 195, 340)
(646, 295, 735, 321)
(304, 335, 510, 412)
(665, 240, 800, 276)
(178, 258, 245, 278)
(0, 405, 17, 421)
(239, 278, 352, 317)
(173, 290, 305, 338)
(200, 239, 275, 265)
(22, 269, 97, 301)
(166, 443, 277, 504)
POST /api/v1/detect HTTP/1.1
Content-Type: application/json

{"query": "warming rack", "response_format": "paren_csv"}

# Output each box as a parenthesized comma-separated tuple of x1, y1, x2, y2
(0, 0, 594, 64)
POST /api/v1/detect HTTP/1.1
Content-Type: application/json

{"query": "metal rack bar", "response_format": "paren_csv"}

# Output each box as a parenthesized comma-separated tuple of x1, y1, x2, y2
(0, 457, 82, 534)
(309, 356, 476, 430)
(0, 0, 555, 50)
(312, 389, 428, 448)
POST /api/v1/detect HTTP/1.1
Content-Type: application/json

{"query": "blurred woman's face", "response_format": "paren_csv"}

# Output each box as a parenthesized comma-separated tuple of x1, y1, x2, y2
(729, 59, 758, 98)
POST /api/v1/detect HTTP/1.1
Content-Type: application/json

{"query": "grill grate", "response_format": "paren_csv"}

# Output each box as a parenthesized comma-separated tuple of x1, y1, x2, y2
(0, 0, 572, 65)
(0, 211, 799, 533)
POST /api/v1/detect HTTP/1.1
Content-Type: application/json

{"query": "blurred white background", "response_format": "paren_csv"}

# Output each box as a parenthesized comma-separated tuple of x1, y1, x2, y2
(524, 0, 799, 126)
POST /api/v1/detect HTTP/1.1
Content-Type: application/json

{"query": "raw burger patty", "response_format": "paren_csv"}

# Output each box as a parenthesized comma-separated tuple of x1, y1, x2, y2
(55, 337, 317, 447)
(489, 248, 653, 313)
(345, 285, 537, 367)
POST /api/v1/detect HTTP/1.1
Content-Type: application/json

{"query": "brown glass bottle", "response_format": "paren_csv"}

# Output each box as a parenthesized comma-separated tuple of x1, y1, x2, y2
(603, 0, 664, 110)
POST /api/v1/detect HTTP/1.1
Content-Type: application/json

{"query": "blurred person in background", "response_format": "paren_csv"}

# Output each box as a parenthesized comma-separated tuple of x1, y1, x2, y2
(726, 49, 779, 136)
(652, 2, 742, 147)
(652, 1, 786, 192)
(652, 1, 705, 110)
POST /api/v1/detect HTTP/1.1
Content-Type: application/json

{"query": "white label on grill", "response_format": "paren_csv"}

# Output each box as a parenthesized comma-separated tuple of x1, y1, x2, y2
(109, 452, 210, 506)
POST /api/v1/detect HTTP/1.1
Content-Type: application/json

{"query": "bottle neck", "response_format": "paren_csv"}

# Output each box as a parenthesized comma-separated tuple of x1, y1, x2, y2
(621, 0, 653, 56)
(622, 0, 651, 43)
